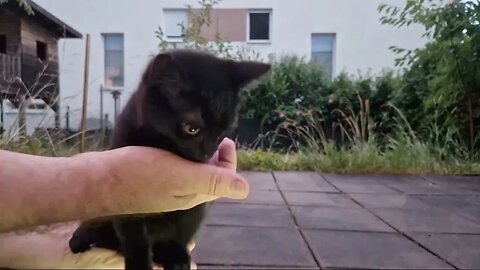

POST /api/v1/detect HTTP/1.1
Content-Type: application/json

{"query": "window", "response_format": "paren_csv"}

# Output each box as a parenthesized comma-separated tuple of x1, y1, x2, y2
(311, 34, 336, 79)
(36, 41, 47, 61)
(248, 10, 271, 42)
(0, 35, 6, 54)
(103, 34, 124, 88)
(163, 9, 188, 41)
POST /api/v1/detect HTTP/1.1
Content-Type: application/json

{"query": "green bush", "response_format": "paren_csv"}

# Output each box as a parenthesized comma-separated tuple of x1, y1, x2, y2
(240, 55, 330, 126)
(240, 54, 403, 148)
(239, 1, 480, 161)
(380, 0, 480, 156)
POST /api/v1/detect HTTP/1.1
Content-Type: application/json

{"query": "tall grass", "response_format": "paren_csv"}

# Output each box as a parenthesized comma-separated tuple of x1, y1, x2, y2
(238, 94, 480, 175)
(1, 60, 478, 175)
(0, 129, 106, 157)
(3, 95, 478, 175)
(0, 63, 110, 156)
(237, 139, 480, 175)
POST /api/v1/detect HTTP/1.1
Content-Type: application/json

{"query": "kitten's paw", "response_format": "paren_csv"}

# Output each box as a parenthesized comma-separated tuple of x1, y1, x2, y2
(163, 263, 191, 270)
(68, 227, 93, 253)
(152, 241, 191, 270)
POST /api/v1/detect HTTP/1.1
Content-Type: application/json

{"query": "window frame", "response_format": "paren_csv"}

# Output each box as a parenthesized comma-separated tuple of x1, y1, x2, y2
(102, 33, 125, 89)
(311, 33, 336, 80)
(36, 41, 48, 61)
(247, 9, 272, 44)
(163, 8, 189, 43)
(0, 35, 6, 54)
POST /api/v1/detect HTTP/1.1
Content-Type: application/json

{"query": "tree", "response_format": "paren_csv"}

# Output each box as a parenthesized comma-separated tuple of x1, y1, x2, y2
(379, 0, 480, 157)
(155, 0, 260, 60)
(0, 0, 34, 15)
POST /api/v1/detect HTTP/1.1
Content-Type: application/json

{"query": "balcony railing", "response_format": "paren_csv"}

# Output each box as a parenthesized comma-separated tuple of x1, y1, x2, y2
(0, 53, 21, 81)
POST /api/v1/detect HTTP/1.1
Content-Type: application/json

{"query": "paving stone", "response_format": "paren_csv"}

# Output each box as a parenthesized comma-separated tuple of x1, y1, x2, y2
(414, 195, 480, 222)
(385, 180, 476, 195)
(423, 175, 480, 184)
(273, 171, 338, 192)
(303, 230, 452, 269)
(206, 203, 295, 228)
(283, 191, 359, 207)
(407, 233, 480, 270)
(350, 193, 431, 209)
(458, 207, 480, 222)
(192, 226, 317, 267)
(415, 195, 480, 209)
(194, 173, 479, 269)
(240, 171, 277, 191)
(218, 189, 285, 205)
(197, 264, 319, 269)
(292, 206, 393, 232)
(322, 173, 415, 184)
(423, 175, 480, 194)
(371, 208, 480, 233)
(330, 181, 400, 194)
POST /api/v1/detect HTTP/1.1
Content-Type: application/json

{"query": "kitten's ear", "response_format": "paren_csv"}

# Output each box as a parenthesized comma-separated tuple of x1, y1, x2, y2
(145, 53, 181, 82)
(231, 61, 271, 89)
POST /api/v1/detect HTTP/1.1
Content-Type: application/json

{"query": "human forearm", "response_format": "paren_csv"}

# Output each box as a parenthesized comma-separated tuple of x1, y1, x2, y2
(0, 143, 248, 233)
(0, 150, 110, 232)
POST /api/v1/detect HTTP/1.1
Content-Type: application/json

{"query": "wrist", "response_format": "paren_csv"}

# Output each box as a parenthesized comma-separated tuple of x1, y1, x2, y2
(68, 151, 116, 219)
(69, 147, 151, 218)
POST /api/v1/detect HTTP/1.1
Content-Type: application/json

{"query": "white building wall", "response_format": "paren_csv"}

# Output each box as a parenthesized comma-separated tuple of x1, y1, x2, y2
(32, 0, 427, 129)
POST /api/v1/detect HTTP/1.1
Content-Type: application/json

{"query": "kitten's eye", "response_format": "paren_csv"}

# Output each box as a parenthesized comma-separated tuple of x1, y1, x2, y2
(182, 123, 200, 136)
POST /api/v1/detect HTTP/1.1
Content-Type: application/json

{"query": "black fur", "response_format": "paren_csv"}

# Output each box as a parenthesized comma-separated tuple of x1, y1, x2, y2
(68, 49, 270, 270)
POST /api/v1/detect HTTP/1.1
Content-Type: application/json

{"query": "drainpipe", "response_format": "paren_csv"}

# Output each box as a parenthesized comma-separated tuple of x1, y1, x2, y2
(111, 90, 121, 122)
(0, 97, 4, 137)
(65, 105, 70, 130)
(100, 84, 104, 134)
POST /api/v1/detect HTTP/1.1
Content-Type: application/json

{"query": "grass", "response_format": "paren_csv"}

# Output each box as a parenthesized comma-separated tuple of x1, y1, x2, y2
(237, 98, 480, 175)
(1, 129, 478, 176)
(237, 145, 480, 175)
(0, 129, 106, 157)
(2, 55, 477, 176)
(1, 98, 478, 176)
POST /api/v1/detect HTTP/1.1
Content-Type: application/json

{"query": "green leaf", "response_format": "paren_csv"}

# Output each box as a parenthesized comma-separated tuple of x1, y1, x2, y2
(0, 0, 34, 15)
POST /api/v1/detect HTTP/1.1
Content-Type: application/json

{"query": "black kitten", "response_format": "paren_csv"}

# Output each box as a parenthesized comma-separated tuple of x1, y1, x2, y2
(68, 49, 271, 270)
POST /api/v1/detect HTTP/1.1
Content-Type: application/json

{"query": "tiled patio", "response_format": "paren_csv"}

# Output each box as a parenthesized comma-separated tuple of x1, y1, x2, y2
(191, 172, 480, 269)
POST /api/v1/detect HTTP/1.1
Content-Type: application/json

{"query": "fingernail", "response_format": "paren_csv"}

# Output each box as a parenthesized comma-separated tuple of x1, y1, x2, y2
(231, 178, 249, 199)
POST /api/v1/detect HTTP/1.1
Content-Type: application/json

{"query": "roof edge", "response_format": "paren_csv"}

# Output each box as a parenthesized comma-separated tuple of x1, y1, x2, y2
(28, 0, 82, 38)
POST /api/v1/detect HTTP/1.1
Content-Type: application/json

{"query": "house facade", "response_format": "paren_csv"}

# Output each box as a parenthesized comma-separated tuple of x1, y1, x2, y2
(0, 0, 81, 136)
(29, 0, 427, 131)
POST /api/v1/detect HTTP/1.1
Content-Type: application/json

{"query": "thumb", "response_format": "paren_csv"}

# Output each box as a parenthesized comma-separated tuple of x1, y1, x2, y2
(216, 138, 237, 171)
(181, 165, 249, 199)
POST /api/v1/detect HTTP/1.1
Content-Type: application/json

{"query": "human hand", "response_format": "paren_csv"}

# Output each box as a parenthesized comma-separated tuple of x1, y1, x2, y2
(0, 138, 242, 269)
(0, 222, 197, 269)
(0, 139, 244, 269)
(84, 137, 249, 217)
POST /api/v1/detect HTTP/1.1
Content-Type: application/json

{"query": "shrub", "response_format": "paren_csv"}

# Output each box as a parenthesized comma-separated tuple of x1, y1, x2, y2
(239, 54, 403, 150)
(240, 54, 329, 127)
(379, 0, 480, 156)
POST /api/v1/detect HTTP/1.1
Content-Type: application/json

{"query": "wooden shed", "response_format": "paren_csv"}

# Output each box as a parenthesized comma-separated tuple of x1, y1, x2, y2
(0, 0, 81, 132)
